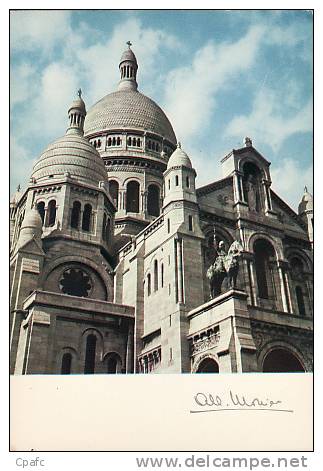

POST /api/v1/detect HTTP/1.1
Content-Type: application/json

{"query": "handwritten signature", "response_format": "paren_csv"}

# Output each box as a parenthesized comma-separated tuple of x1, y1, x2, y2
(191, 391, 293, 413)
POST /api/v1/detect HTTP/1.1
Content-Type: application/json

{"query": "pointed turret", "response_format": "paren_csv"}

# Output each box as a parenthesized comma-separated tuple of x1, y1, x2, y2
(66, 89, 86, 136)
(118, 41, 138, 91)
(298, 186, 313, 245)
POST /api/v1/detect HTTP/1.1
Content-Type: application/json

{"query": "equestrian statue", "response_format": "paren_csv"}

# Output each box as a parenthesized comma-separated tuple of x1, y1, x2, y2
(206, 239, 244, 299)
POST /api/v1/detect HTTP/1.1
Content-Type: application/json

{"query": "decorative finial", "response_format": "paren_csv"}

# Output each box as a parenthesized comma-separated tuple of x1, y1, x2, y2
(126, 41, 132, 48)
(177, 141, 181, 149)
(244, 136, 252, 147)
(77, 88, 82, 98)
(304, 186, 308, 193)
(17, 184, 21, 192)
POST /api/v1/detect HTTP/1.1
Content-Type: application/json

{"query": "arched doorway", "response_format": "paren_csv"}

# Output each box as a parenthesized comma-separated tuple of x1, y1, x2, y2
(196, 358, 219, 373)
(263, 348, 305, 372)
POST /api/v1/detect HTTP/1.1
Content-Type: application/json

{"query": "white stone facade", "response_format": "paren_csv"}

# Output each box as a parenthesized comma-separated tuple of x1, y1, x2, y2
(10, 45, 313, 375)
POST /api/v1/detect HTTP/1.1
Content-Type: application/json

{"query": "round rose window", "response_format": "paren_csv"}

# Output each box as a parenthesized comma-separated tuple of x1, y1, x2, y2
(59, 268, 92, 297)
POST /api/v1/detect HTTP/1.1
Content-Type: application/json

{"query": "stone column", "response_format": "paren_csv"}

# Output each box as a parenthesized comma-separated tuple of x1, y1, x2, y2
(248, 257, 258, 306)
(277, 261, 290, 313)
(176, 238, 184, 304)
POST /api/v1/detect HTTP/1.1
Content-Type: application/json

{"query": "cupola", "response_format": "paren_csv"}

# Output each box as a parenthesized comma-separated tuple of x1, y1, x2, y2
(118, 41, 138, 91)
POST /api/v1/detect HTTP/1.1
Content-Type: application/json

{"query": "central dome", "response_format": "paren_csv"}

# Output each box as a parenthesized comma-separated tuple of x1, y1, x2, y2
(84, 44, 176, 146)
(84, 89, 176, 145)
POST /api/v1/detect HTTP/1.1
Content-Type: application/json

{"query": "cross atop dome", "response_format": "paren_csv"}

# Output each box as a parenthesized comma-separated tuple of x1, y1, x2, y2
(77, 88, 82, 98)
(126, 40, 132, 48)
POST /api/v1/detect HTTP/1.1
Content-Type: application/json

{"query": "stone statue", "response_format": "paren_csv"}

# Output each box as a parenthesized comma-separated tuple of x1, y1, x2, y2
(207, 239, 244, 299)
(246, 175, 257, 212)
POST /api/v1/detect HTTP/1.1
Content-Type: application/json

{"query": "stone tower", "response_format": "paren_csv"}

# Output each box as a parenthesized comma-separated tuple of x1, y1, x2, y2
(10, 93, 135, 375)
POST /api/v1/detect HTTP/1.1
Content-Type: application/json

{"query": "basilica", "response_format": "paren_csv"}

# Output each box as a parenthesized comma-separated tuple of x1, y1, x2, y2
(10, 44, 313, 374)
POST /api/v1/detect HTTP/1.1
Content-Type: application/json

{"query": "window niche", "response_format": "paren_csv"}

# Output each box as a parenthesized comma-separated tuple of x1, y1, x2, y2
(242, 162, 263, 212)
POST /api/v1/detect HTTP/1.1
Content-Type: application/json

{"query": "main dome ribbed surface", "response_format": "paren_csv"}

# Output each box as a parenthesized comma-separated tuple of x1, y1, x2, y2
(84, 89, 177, 144)
(32, 134, 107, 186)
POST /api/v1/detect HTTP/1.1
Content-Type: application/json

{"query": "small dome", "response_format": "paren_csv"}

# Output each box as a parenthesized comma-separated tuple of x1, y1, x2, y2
(298, 187, 313, 214)
(68, 89, 86, 113)
(18, 206, 43, 248)
(69, 97, 86, 114)
(31, 134, 107, 186)
(167, 143, 192, 169)
(21, 206, 43, 232)
(10, 185, 22, 205)
(120, 47, 137, 65)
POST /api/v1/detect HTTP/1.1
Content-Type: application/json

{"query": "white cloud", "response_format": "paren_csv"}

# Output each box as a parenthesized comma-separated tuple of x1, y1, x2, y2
(10, 10, 72, 53)
(10, 62, 37, 106)
(163, 25, 264, 142)
(225, 87, 312, 152)
(271, 159, 313, 210)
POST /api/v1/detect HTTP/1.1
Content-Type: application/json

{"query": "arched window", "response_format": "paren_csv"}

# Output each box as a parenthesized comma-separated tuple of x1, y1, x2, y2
(108, 137, 112, 146)
(175, 175, 179, 186)
(117, 137, 121, 146)
(147, 273, 151, 296)
(112, 137, 116, 146)
(102, 213, 107, 241)
(152, 142, 156, 151)
(97, 139, 101, 148)
(132, 137, 136, 146)
(71, 201, 81, 229)
(47, 200, 56, 226)
(147, 184, 160, 217)
(61, 353, 72, 374)
(254, 239, 276, 300)
(84, 334, 97, 374)
(137, 138, 140, 147)
(82, 204, 92, 231)
(107, 356, 118, 374)
(109, 180, 119, 208)
(188, 215, 193, 231)
(126, 181, 140, 213)
(127, 137, 131, 146)
(154, 260, 158, 291)
(148, 140, 151, 150)
(37, 201, 45, 224)
(167, 218, 170, 233)
(295, 286, 306, 316)
(186, 176, 190, 188)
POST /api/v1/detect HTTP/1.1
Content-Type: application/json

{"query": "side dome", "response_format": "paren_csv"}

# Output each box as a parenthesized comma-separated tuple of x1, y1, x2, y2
(31, 91, 107, 186)
(298, 186, 313, 214)
(32, 134, 107, 186)
(84, 90, 177, 145)
(167, 143, 192, 169)
(17, 206, 43, 248)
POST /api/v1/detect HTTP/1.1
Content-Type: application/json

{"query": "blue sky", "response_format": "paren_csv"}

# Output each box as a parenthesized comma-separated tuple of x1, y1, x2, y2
(10, 10, 313, 210)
